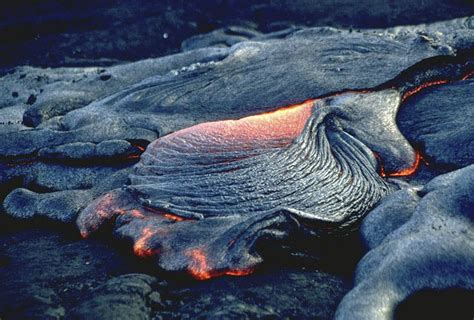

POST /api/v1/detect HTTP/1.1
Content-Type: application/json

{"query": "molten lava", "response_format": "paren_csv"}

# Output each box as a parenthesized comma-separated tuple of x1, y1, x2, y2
(130, 209, 146, 219)
(144, 206, 190, 222)
(78, 73, 474, 281)
(379, 152, 422, 177)
(187, 248, 212, 280)
(158, 99, 316, 153)
(134, 227, 159, 257)
(187, 248, 254, 280)
(401, 80, 449, 101)
(163, 213, 185, 222)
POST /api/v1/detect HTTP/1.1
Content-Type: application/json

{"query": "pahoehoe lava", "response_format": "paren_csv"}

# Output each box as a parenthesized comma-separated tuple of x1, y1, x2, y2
(71, 47, 474, 279)
(2, 22, 473, 280)
(75, 89, 414, 278)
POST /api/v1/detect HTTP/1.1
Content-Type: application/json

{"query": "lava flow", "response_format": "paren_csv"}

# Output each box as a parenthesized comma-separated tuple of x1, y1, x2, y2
(144, 206, 189, 222)
(401, 80, 449, 102)
(78, 69, 474, 281)
(154, 99, 316, 154)
(379, 152, 422, 178)
(134, 227, 160, 257)
(461, 70, 474, 80)
(187, 248, 254, 280)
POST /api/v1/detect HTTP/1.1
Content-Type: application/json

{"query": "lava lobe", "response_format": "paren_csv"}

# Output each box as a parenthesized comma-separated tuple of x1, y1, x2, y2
(77, 90, 414, 278)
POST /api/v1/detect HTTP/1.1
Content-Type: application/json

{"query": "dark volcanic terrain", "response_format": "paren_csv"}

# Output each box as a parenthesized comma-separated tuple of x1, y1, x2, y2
(0, 4, 473, 320)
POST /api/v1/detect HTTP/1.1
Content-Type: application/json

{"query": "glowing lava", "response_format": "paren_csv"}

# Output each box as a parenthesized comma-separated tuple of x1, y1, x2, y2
(401, 80, 449, 101)
(133, 227, 159, 257)
(379, 152, 422, 177)
(187, 248, 254, 280)
(187, 248, 212, 280)
(130, 209, 146, 219)
(155, 99, 316, 154)
(144, 206, 189, 222)
(79, 71, 474, 281)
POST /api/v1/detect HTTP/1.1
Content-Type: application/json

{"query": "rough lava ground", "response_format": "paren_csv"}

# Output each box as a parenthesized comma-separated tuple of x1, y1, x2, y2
(0, 16, 473, 319)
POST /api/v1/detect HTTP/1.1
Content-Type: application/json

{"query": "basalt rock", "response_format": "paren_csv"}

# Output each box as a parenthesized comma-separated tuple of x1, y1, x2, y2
(69, 274, 158, 320)
(0, 15, 473, 281)
(398, 79, 474, 169)
(360, 187, 421, 250)
(0, 286, 65, 320)
(0, 18, 472, 224)
(77, 89, 413, 275)
(1, 18, 473, 161)
(336, 165, 474, 320)
(0, 14, 474, 320)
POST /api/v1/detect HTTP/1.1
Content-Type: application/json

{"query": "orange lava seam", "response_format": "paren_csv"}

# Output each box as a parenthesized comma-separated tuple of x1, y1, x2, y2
(187, 248, 254, 280)
(401, 80, 449, 101)
(461, 70, 474, 80)
(143, 206, 190, 222)
(384, 153, 422, 177)
(134, 227, 159, 257)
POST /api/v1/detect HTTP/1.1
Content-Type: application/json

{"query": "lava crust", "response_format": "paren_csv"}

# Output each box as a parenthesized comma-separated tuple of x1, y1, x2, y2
(76, 90, 415, 277)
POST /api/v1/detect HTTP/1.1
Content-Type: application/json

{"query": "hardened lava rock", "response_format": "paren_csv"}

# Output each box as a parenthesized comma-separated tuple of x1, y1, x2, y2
(336, 165, 474, 320)
(69, 274, 159, 320)
(398, 79, 474, 169)
(2, 17, 472, 160)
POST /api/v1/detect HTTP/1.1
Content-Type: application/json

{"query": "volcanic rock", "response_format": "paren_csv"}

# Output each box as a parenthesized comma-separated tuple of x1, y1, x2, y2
(2, 18, 472, 161)
(69, 274, 158, 320)
(336, 165, 474, 319)
(360, 187, 421, 250)
(0, 15, 473, 320)
(0, 286, 65, 320)
(398, 79, 474, 169)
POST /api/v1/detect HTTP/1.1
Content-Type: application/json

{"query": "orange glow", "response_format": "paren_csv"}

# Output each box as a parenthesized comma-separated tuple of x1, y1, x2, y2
(144, 206, 189, 222)
(186, 248, 255, 280)
(130, 209, 146, 219)
(133, 227, 158, 257)
(401, 80, 449, 101)
(160, 99, 316, 153)
(187, 248, 212, 280)
(125, 143, 147, 160)
(94, 193, 117, 219)
(224, 269, 254, 277)
(461, 70, 474, 81)
(163, 213, 185, 222)
(379, 152, 422, 177)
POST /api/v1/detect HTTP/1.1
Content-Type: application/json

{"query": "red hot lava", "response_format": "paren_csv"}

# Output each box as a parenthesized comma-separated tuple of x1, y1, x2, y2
(134, 227, 159, 257)
(379, 152, 422, 177)
(187, 248, 254, 280)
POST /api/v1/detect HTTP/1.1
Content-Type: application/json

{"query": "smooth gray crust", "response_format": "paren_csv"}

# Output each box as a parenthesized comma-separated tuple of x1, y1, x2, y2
(181, 26, 263, 51)
(360, 187, 421, 250)
(0, 18, 472, 212)
(2, 167, 132, 222)
(4, 188, 93, 223)
(398, 79, 474, 169)
(336, 165, 474, 320)
(0, 15, 473, 320)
